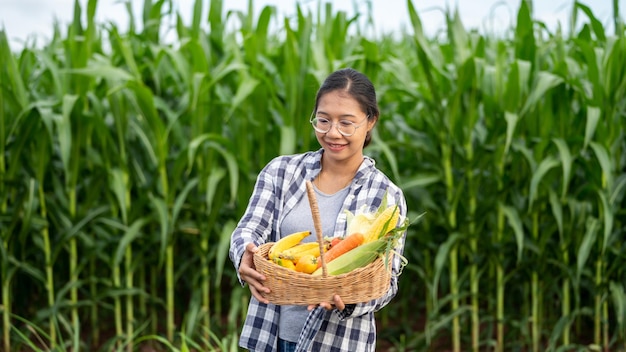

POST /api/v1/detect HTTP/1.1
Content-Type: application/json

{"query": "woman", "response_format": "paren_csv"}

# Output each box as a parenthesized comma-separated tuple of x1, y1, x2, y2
(229, 68, 408, 352)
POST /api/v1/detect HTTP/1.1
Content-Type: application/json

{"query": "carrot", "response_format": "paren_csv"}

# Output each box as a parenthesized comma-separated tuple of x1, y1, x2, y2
(330, 237, 343, 248)
(317, 232, 364, 268)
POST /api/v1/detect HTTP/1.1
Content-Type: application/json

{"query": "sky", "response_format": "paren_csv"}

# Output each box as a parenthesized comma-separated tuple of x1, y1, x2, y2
(0, 0, 623, 48)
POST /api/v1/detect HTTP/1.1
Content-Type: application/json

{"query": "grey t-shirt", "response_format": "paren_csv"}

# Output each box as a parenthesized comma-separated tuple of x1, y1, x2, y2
(278, 183, 350, 342)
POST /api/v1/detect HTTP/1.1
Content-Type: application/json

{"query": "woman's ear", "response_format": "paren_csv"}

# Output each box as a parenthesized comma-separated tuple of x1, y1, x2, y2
(367, 116, 378, 131)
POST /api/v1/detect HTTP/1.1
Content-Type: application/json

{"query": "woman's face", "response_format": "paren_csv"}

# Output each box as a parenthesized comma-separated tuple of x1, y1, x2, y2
(313, 90, 375, 165)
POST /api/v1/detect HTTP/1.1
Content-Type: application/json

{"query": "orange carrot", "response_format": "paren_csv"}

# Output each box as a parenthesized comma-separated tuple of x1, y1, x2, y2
(330, 237, 343, 248)
(317, 232, 364, 268)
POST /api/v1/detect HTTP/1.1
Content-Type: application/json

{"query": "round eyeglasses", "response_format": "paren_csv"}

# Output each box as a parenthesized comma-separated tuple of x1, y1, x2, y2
(309, 115, 369, 137)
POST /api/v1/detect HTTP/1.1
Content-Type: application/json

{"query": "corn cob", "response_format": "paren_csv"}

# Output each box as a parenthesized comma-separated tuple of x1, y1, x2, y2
(268, 231, 310, 261)
(278, 242, 321, 261)
(311, 237, 389, 276)
(362, 205, 400, 244)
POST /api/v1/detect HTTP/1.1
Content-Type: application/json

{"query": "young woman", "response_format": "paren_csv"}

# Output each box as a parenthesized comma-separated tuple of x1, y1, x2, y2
(229, 68, 408, 352)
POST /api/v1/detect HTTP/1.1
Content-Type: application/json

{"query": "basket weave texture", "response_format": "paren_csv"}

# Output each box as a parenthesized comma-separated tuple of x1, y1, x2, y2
(253, 242, 392, 305)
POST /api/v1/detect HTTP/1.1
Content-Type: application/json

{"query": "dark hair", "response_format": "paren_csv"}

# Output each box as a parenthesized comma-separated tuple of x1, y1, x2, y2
(314, 68, 379, 148)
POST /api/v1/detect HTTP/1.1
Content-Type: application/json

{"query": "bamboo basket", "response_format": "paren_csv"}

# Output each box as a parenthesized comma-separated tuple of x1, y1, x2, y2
(252, 181, 393, 305)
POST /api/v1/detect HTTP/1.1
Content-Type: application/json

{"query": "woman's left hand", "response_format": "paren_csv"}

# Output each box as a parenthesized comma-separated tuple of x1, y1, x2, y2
(307, 294, 345, 311)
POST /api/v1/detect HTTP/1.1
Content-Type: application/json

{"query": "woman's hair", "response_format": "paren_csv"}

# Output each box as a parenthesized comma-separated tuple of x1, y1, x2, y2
(314, 68, 379, 148)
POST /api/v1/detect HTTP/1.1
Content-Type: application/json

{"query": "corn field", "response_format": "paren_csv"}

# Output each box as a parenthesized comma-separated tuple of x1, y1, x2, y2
(1, 0, 625, 351)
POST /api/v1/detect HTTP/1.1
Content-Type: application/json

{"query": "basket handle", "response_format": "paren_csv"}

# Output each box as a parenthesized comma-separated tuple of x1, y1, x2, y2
(306, 180, 328, 277)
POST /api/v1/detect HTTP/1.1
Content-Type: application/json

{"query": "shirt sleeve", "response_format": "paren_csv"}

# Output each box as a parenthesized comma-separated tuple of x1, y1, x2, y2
(229, 159, 279, 285)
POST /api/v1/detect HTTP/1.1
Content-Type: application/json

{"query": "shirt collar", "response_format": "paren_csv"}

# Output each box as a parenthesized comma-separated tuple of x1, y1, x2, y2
(307, 148, 375, 186)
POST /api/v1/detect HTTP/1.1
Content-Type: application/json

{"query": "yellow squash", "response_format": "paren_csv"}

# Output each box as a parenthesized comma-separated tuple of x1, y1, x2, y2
(273, 257, 296, 270)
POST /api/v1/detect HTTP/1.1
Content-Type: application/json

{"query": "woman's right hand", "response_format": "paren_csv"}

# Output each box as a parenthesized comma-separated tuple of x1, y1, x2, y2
(239, 243, 270, 304)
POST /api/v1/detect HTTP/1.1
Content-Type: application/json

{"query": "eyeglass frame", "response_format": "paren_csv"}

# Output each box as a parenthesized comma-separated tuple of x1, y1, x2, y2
(309, 113, 370, 137)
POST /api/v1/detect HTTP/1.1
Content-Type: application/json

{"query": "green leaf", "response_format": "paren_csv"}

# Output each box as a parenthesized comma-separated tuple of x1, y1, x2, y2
(187, 134, 239, 205)
(432, 232, 461, 306)
(109, 168, 129, 224)
(207, 62, 248, 88)
(504, 112, 519, 156)
(576, 218, 598, 284)
(589, 141, 613, 190)
(552, 138, 573, 198)
(114, 218, 149, 266)
(126, 80, 166, 164)
(225, 77, 259, 121)
(0, 30, 28, 108)
(130, 119, 158, 167)
(574, 2, 607, 42)
(514, 0, 535, 61)
(69, 65, 133, 81)
(214, 220, 237, 286)
(400, 174, 441, 190)
(206, 168, 226, 214)
(610, 174, 626, 206)
(549, 189, 563, 238)
(529, 155, 559, 210)
(370, 129, 400, 182)
(149, 194, 170, 262)
(51, 206, 109, 264)
(502, 204, 524, 263)
(584, 106, 601, 151)
(520, 72, 563, 116)
(547, 313, 577, 351)
(58, 95, 79, 184)
(449, 8, 470, 65)
(172, 178, 199, 227)
(610, 282, 626, 332)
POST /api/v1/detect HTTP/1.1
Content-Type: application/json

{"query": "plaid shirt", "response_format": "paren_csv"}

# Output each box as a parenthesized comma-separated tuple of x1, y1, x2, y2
(229, 149, 407, 352)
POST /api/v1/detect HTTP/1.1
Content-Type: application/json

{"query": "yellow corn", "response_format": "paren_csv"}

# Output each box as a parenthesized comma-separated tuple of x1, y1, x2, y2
(362, 205, 399, 244)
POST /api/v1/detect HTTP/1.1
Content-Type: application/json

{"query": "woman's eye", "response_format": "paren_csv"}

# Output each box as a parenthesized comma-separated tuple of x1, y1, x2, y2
(317, 118, 330, 125)
(339, 120, 354, 127)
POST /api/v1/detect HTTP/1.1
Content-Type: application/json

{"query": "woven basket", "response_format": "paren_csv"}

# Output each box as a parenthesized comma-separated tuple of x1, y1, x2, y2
(251, 180, 393, 305)
(253, 242, 392, 305)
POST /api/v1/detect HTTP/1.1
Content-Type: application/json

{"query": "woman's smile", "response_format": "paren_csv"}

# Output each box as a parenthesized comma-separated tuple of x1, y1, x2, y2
(325, 142, 348, 152)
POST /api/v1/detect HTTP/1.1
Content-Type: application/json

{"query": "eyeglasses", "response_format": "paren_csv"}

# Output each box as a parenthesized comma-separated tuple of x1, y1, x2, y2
(309, 114, 369, 137)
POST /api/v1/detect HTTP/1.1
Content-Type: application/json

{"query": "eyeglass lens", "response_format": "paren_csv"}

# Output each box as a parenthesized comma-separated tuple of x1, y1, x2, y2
(311, 118, 357, 136)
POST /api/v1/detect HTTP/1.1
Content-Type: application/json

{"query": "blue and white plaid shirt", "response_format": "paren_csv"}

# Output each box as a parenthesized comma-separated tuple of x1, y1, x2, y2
(229, 149, 408, 352)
